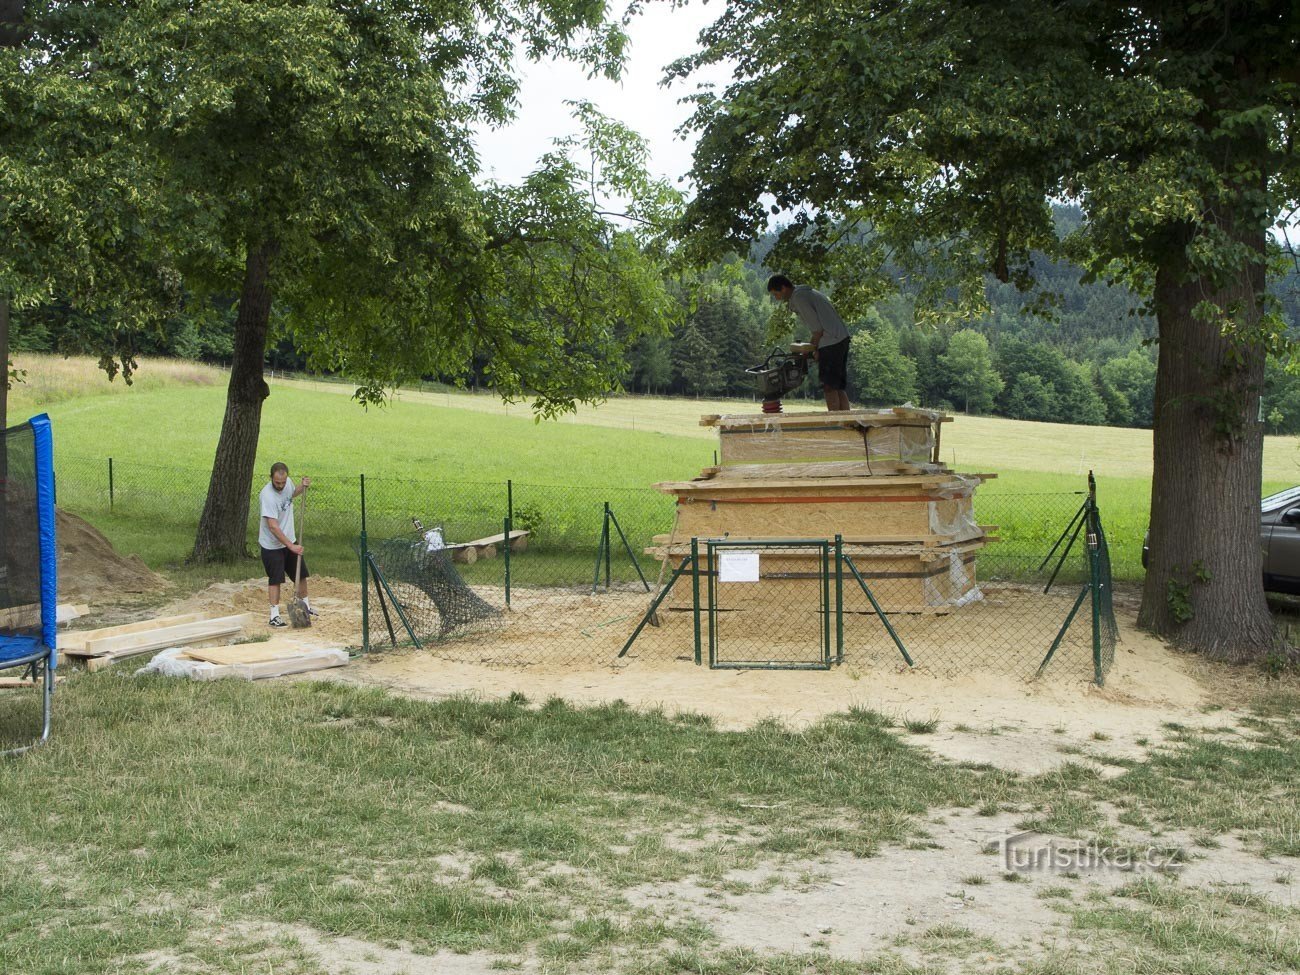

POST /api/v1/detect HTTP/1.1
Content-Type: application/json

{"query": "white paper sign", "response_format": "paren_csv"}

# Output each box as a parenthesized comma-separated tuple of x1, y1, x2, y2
(718, 551, 760, 583)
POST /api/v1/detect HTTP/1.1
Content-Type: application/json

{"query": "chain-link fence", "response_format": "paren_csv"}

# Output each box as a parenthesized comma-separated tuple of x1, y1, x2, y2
(55, 452, 1116, 681)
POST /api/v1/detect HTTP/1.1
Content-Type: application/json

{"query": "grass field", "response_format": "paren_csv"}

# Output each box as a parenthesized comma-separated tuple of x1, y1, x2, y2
(5, 356, 1300, 974)
(1, 676, 1297, 973)
(12, 354, 1300, 584)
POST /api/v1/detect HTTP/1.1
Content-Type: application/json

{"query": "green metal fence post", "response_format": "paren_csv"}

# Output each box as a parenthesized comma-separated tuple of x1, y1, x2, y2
(706, 540, 717, 667)
(1088, 486, 1103, 686)
(834, 534, 844, 665)
(603, 501, 612, 590)
(504, 516, 512, 609)
(360, 474, 368, 654)
(821, 541, 831, 666)
(108, 457, 114, 512)
(607, 505, 651, 592)
(590, 503, 608, 592)
(691, 537, 702, 666)
(507, 479, 513, 525)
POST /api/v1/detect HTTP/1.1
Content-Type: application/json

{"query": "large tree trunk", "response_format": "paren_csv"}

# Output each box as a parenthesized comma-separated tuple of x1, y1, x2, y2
(191, 241, 277, 563)
(1137, 220, 1275, 661)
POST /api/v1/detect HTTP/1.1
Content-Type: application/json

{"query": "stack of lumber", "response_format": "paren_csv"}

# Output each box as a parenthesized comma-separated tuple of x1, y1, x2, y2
(61, 613, 252, 671)
(649, 407, 996, 615)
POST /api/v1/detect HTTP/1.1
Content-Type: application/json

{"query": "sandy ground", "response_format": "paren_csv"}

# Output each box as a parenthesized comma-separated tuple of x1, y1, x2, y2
(149, 575, 1273, 775)
(73, 574, 1296, 973)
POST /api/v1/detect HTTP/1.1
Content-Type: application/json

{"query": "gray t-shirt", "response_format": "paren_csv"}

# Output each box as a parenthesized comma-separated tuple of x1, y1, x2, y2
(258, 479, 296, 550)
(788, 285, 850, 348)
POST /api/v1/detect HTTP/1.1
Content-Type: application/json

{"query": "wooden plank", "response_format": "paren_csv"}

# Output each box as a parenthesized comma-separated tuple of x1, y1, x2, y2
(649, 538, 988, 558)
(452, 530, 530, 549)
(218, 653, 347, 680)
(702, 409, 948, 430)
(0, 603, 91, 627)
(59, 613, 209, 652)
(718, 424, 938, 466)
(69, 615, 250, 659)
(181, 640, 309, 665)
(0, 675, 64, 689)
(710, 461, 950, 480)
(657, 473, 972, 494)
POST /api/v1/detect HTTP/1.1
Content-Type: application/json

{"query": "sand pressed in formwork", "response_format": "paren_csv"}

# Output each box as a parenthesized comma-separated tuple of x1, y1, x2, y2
(160, 576, 1264, 773)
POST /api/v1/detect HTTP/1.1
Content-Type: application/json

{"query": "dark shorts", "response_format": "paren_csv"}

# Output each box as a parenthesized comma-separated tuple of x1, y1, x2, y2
(261, 546, 309, 586)
(817, 338, 850, 391)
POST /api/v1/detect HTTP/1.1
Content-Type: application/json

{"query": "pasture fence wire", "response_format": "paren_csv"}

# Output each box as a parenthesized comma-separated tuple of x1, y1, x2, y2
(54, 452, 1117, 681)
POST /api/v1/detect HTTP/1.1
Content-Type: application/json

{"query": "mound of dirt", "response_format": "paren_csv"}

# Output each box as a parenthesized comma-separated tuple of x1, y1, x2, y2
(56, 508, 169, 598)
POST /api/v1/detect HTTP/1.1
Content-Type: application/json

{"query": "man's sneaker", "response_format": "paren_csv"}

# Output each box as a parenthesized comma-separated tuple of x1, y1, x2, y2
(269, 616, 287, 628)
(306, 606, 320, 618)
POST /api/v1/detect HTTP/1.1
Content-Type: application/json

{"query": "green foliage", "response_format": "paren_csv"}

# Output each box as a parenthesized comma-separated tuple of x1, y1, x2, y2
(939, 330, 1002, 414)
(5, 0, 679, 415)
(848, 322, 917, 405)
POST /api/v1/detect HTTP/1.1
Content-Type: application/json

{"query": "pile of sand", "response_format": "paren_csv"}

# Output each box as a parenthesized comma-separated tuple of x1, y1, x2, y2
(57, 508, 169, 599)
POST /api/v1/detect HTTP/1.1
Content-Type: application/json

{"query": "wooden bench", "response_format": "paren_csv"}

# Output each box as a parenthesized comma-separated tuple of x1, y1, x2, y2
(447, 530, 531, 564)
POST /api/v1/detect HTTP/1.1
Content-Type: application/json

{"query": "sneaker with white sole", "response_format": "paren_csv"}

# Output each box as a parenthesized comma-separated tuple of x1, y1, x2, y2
(306, 607, 320, 618)
(269, 616, 287, 628)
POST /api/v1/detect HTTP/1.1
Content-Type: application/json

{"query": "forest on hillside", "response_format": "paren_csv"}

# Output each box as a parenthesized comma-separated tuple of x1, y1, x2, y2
(13, 206, 1300, 433)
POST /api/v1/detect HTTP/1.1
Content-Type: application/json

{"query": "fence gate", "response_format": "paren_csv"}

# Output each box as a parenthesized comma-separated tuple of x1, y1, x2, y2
(701, 539, 835, 670)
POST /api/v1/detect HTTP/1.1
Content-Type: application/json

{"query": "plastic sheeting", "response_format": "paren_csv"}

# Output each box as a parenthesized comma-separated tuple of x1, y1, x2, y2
(927, 474, 982, 538)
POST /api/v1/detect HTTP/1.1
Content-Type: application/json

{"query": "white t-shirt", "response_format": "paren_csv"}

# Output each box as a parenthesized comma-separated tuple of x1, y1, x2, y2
(258, 479, 296, 550)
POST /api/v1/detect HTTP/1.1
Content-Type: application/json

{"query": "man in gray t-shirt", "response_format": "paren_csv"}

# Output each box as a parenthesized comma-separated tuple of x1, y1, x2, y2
(258, 462, 314, 626)
(767, 274, 852, 411)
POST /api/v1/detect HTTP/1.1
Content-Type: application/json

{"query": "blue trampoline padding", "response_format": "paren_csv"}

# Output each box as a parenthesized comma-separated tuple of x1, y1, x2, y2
(32, 414, 57, 661)
(0, 634, 42, 666)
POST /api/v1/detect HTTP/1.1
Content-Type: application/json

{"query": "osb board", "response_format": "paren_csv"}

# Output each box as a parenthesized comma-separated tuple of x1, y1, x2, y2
(706, 461, 952, 481)
(718, 424, 936, 466)
(656, 473, 972, 497)
(669, 496, 979, 544)
(701, 408, 948, 429)
(182, 641, 311, 665)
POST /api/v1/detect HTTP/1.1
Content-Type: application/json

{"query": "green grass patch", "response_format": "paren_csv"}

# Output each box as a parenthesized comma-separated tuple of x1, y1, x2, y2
(0, 676, 1012, 973)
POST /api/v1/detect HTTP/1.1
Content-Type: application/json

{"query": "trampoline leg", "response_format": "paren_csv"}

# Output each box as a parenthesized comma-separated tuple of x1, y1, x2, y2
(0, 655, 54, 758)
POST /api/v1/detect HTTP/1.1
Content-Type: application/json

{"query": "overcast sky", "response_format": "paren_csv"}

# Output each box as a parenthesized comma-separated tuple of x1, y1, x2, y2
(472, 2, 729, 189)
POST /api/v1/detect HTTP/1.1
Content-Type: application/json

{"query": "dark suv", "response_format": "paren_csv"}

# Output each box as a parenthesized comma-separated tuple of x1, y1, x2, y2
(1143, 486, 1300, 594)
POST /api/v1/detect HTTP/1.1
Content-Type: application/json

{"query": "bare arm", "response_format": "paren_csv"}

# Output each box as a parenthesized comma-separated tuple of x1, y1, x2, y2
(264, 517, 303, 554)
(291, 475, 311, 498)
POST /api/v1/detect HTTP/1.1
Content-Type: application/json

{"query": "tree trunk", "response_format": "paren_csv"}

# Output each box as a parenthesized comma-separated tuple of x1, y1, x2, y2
(0, 0, 26, 433)
(1137, 222, 1275, 661)
(191, 241, 277, 563)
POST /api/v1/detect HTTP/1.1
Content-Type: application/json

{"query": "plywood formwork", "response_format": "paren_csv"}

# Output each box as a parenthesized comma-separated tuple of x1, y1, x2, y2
(653, 474, 989, 546)
(700, 408, 947, 467)
(642, 407, 994, 628)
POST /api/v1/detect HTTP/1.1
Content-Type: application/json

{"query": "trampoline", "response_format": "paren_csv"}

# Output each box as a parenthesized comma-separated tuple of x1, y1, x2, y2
(0, 413, 57, 756)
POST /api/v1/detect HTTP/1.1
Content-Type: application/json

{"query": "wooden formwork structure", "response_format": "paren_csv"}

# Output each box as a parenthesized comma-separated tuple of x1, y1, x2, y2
(647, 408, 995, 622)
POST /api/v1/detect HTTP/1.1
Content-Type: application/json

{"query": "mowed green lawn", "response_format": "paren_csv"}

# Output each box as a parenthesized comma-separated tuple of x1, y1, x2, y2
(12, 355, 1300, 582)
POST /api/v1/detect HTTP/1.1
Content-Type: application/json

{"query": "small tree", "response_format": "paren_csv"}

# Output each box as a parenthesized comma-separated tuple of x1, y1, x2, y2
(848, 323, 917, 405)
(939, 331, 1002, 414)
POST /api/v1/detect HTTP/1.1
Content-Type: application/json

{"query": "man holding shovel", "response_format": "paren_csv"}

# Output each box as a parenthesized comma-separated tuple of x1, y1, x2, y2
(259, 462, 315, 628)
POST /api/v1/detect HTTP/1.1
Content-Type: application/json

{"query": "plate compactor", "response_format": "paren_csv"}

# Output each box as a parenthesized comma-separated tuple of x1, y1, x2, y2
(746, 343, 815, 413)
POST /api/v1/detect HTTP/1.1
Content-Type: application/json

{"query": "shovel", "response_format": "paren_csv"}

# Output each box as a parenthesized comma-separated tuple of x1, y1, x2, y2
(287, 487, 311, 629)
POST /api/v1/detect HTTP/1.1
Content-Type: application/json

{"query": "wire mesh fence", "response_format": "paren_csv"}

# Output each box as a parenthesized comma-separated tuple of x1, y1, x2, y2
(54, 451, 1116, 681)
